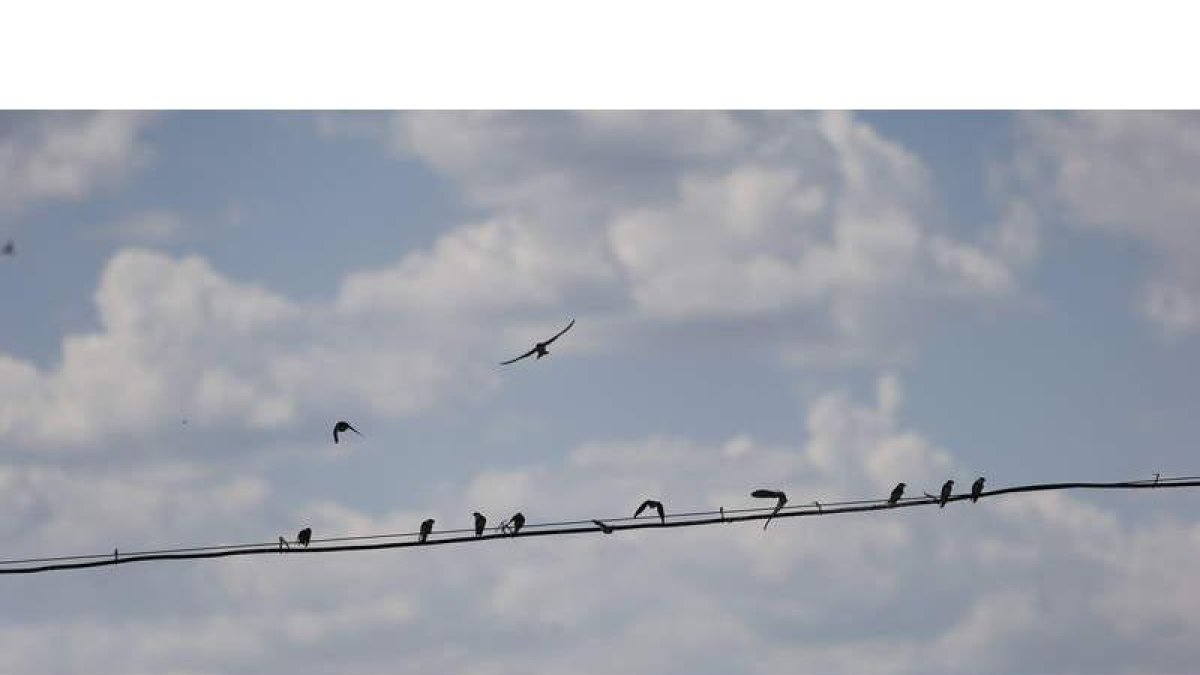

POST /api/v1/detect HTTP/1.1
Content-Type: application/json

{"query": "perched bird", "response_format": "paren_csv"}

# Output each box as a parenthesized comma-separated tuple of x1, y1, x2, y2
(634, 499, 666, 525)
(419, 518, 435, 544)
(1, 240, 13, 256)
(751, 489, 788, 530)
(938, 480, 954, 508)
(510, 512, 525, 536)
(332, 420, 362, 444)
(297, 527, 312, 547)
(500, 319, 575, 365)
(278, 536, 290, 552)
(592, 519, 614, 534)
(970, 477, 985, 503)
(888, 482, 906, 506)
(473, 512, 487, 537)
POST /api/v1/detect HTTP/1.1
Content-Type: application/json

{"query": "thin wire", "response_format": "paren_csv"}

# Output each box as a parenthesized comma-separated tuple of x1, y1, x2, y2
(2, 475, 1198, 575)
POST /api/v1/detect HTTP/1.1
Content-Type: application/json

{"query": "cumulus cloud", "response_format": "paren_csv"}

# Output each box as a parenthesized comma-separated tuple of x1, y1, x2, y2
(0, 111, 154, 212)
(1015, 111, 1200, 335)
(2, 375, 1196, 675)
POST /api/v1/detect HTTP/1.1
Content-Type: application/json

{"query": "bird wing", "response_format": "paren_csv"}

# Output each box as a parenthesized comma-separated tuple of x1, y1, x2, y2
(751, 489, 777, 499)
(655, 503, 665, 521)
(634, 501, 651, 517)
(347, 424, 362, 436)
(543, 319, 575, 346)
(500, 347, 537, 365)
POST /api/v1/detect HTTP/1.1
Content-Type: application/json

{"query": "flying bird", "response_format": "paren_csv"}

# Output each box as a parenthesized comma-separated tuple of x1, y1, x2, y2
(888, 482, 906, 506)
(419, 518, 435, 543)
(634, 499, 665, 524)
(500, 319, 575, 365)
(473, 512, 487, 537)
(592, 519, 614, 534)
(297, 527, 312, 548)
(938, 480, 954, 508)
(332, 420, 362, 444)
(1, 240, 13, 256)
(751, 489, 788, 530)
(970, 477, 985, 503)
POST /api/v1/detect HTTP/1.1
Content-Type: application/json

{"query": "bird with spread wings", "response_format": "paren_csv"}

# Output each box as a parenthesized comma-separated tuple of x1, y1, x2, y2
(500, 319, 575, 365)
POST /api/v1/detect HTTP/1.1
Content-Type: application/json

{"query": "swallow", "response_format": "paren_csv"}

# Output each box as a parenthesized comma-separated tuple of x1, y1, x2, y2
(419, 518, 434, 543)
(970, 477, 985, 503)
(634, 499, 665, 524)
(939, 480, 954, 508)
(500, 319, 575, 365)
(1, 240, 13, 256)
(592, 519, 614, 534)
(888, 482, 906, 506)
(332, 420, 362, 444)
(751, 489, 788, 530)
(510, 512, 525, 536)
(473, 512, 487, 537)
(297, 527, 312, 547)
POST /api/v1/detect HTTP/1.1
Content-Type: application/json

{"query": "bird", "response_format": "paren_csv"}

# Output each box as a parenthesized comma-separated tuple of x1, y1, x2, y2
(938, 480, 954, 508)
(278, 536, 290, 552)
(297, 527, 312, 547)
(634, 499, 665, 525)
(113, 548, 119, 563)
(1, 240, 13, 256)
(473, 512, 487, 537)
(419, 518, 435, 544)
(332, 420, 362, 444)
(888, 482, 906, 506)
(500, 319, 575, 365)
(751, 489, 788, 530)
(592, 519, 614, 534)
(510, 512, 525, 536)
(970, 477, 985, 503)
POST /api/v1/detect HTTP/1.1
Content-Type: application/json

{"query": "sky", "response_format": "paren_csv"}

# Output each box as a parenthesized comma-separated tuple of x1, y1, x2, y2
(1, 111, 1200, 675)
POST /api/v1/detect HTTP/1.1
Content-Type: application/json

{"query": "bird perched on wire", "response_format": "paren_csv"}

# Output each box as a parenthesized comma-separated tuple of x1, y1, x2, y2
(1, 239, 13, 256)
(473, 512, 487, 537)
(510, 512, 525, 536)
(592, 519, 614, 534)
(970, 477, 985, 503)
(278, 536, 290, 552)
(500, 319, 575, 365)
(297, 527, 312, 548)
(332, 420, 362, 444)
(888, 482, 906, 506)
(419, 518, 434, 544)
(938, 480, 954, 508)
(634, 499, 666, 525)
(751, 489, 788, 530)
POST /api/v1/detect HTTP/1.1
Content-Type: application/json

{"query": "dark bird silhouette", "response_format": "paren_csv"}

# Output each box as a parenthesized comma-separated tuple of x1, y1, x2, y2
(278, 536, 290, 552)
(634, 499, 665, 524)
(1, 240, 13, 256)
(970, 477, 985, 503)
(113, 548, 118, 563)
(888, 482, 906, 506)
(939, 480, 954, 508)
(332, 420, 362, 444)
(297, 527, 312, 548)
(473, 512, 487, 537)
(510, 512, 525, 536)
(751, 489, 788, 530)
(500, 319, 575, 365)
(419, 518, 434, 543)
(592, 519, 614, 534)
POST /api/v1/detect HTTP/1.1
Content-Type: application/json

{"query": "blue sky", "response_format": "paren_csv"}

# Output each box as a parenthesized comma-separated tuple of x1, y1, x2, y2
(2, 111, 1200, 674)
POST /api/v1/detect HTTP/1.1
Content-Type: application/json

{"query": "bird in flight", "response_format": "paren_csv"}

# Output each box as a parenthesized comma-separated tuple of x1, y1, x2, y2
(634, 499, 665, 525)
(938, 480, 954, 508)
(473, 512, 487, 537)
(419, 518, 434, 544)
(970, 477, 985, 503)
(592, 519, 614, 534)
(1, 240, 13, 256)
(332, 420, 362, 444)
(500, 319, 575, 365)
(751, 489, 788, 530)
(297, 527, 312, 548)
(888, 482, 906, 506)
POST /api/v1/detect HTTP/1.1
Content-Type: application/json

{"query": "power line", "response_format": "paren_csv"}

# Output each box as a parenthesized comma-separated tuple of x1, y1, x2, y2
(2, 475, 1197, 575)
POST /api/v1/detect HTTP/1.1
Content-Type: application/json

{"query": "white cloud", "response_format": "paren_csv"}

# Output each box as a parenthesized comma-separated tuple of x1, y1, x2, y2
(1016, 111, 1200, 334)
(0, 111, 154, 211)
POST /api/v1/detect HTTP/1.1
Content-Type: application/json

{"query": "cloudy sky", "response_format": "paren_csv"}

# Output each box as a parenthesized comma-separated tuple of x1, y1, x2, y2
(1, 111, 1199, 674)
